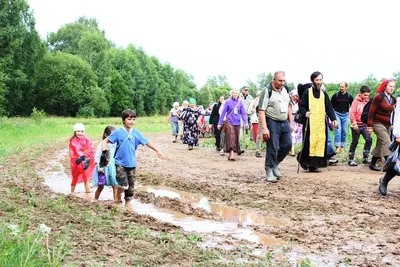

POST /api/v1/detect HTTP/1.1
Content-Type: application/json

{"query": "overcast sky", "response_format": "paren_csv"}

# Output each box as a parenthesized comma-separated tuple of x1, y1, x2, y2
(28, 0, 399, 88)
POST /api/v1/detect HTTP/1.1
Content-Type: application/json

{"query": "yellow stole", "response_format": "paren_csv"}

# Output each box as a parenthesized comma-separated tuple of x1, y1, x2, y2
(308, 88, 326, 157)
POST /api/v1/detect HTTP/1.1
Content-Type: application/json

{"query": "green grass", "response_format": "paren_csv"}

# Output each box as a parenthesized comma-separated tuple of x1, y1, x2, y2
(328, 124, 378, 163)
(0, 115, 170, 162)
(0, 221, 71, 267)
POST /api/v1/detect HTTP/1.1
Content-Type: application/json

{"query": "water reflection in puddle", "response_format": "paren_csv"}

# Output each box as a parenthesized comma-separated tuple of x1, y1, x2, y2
(138, 186, 287, 227)
(41, 160, 285, 247)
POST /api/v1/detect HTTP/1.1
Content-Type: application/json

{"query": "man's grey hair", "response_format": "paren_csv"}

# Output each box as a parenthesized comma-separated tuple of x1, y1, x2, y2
(274, 71, 285, 78)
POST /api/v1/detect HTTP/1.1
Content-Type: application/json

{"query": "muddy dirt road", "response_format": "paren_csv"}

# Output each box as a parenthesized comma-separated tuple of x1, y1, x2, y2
(131, 133, 400, 266)
(39, 132, 400, 266)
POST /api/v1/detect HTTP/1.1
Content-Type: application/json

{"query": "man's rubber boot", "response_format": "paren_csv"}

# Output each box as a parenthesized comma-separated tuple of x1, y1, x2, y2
(265, 167, 277, 183)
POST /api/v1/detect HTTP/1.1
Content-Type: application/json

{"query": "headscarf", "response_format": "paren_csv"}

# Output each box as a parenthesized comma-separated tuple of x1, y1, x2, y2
(73, 123, 85, 132)
(189, 98, 197, 105)
(377, 79, 392, 93)
(289, 89, 298, 97)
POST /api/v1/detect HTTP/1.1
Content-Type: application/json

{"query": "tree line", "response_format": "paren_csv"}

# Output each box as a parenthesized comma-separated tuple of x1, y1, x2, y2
(1, 0, 399, 117)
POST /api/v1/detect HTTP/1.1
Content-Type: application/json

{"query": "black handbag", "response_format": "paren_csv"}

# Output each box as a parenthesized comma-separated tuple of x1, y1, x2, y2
(294, 111, 304, 124)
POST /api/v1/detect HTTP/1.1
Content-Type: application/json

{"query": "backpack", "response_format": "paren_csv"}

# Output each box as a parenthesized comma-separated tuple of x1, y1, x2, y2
(261, 84, 305, 123)
(333, 92, 352, 102)
(360, 99, 373, 125)
(258, 84, 288, 112)
(267, 84, 289, 98)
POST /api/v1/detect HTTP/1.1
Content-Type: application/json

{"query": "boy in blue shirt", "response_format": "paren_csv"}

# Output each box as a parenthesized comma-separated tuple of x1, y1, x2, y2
(101, 109, 164, 209)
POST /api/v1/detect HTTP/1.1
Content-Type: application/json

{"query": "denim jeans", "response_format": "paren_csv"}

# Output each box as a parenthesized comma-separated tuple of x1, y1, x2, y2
(348, 125, 372, 159)
(327, 126, 335, 158)
(334, 111, 349, 148)
(265, 118, 292, 168)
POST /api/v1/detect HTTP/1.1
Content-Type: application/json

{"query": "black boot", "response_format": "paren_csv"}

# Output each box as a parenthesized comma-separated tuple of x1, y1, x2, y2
(379, 173, 394, 196)
(369, 156, 381, 171)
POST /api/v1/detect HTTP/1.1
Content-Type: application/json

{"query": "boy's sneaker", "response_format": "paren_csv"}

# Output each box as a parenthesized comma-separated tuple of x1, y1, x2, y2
(348, 160, 358, 166)
(328, 157, 338, 165)
(362, 158, 370, 164)
(219, 149, 225, 156)
(256, 152, 262, 158)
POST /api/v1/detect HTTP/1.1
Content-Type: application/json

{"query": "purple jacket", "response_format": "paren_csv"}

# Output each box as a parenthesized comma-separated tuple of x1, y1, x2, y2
(218, 98, 248, 126)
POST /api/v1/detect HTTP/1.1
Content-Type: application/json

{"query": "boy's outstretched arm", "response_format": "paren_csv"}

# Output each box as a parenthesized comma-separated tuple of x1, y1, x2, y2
(146, 141, 165, 159)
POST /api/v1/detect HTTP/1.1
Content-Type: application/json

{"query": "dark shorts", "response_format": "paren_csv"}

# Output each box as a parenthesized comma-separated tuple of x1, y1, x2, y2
(116, 165, 136, 200)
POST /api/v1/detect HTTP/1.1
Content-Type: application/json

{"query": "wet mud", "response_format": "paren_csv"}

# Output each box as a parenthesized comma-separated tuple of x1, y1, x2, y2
(134, 133, 400, 266)
(40, 133, 400, 266)
(44, 155, 286, 248)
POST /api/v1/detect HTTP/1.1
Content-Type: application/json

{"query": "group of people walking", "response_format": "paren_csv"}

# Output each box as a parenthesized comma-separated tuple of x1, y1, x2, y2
(181, 70, 400, 195)
(69, 74, 400, 203)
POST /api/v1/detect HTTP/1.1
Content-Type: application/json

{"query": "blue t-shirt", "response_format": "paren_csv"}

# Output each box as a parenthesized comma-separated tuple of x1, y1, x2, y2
(108, 127, 148, 168)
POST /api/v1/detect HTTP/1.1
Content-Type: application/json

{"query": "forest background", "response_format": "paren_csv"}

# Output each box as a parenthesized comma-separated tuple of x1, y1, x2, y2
(2, 0, 400, 118)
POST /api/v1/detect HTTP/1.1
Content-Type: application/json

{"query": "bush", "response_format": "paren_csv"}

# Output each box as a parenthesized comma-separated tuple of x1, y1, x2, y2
(76, 106, 95, 118)
(31, 107, 46, 124)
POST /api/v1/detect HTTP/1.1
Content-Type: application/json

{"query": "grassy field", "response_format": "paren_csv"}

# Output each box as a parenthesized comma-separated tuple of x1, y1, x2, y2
(0, 116, 170, 161)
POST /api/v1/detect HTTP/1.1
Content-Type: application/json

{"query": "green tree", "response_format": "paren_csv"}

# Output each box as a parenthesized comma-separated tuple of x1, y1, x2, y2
(151, 57, 173, 114)
(173, 69, 197, 102)
(0, 70, 6, 116)
(198, 75, 232, 104)
(0, 0, 46, 116)
(392, 72, 400, 95)
(48, 16, 113, 103)
(197, 86, 213, 107)
(36, 52, 108, 116)
(48, 17, 107, 55)
(134, 48, 161, 115)
(359, 73, 380, 97)
(257, 72, 273, 89)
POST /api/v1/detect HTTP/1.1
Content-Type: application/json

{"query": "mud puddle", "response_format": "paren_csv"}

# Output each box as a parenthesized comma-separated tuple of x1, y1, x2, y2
(42, 160, 285, 248)
(137, 185, 287, 227)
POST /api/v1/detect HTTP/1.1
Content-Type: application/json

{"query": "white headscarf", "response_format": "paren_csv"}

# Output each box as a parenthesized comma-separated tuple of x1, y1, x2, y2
(73, 123, 85, 132)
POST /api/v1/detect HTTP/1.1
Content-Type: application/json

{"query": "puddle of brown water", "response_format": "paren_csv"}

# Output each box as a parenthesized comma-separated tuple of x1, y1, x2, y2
(41, 158, 285, 247)
(137, 185, 287, 227)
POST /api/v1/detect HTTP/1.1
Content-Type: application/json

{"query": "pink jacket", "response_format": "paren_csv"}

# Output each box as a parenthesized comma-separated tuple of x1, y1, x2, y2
(349, 94, 370, 126)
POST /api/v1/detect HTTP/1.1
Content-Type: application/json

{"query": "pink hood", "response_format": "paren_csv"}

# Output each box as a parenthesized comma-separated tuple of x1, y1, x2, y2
(350, 94, 370, 125)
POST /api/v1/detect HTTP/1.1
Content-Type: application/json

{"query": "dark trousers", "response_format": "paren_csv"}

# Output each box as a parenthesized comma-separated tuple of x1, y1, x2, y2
(265, 118, 292, 168)
(349, 125, 372, 159)
(213, 122, 221, 149)
(382, 166, 397, 187)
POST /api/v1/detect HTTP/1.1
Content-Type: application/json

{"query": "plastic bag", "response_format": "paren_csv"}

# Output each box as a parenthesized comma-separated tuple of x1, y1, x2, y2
(395, 159, 400, 175)
(97, 172, 106, 186)
(383, 142, 400, 172)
